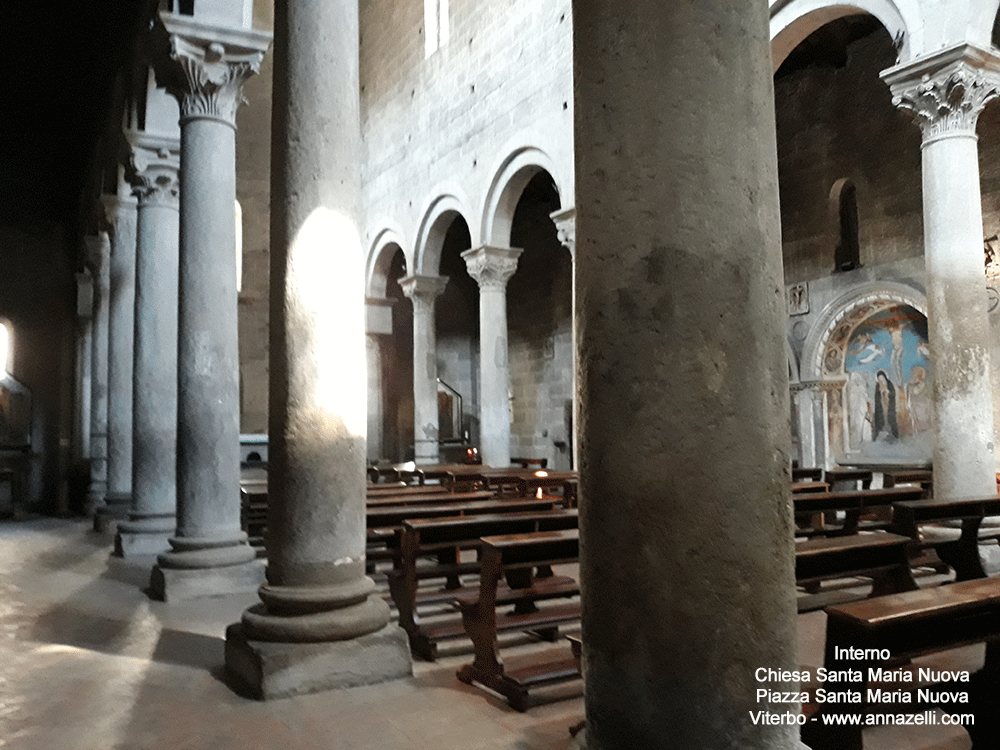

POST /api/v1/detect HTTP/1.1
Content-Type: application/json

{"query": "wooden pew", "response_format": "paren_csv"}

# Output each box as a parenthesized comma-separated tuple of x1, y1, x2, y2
(802, 576, 1000, 750)
(792, 467, 824, 482)
(366, 490, 494, 508)
(795, 533, 917, 597)
(824, 468, 873, 491)
(239, 486, 268, 552)
(882, 468, 933, 491)
(367, 483, 449, 498)
(389, 509, 579, 660)
(456, 529, 581, 711)
(891, 495, 1000, 581)
(366, 496, 564, 568)
(793, 486, 926, 537)
(511, 457, 548, 469)
(792, 480, 828, 494)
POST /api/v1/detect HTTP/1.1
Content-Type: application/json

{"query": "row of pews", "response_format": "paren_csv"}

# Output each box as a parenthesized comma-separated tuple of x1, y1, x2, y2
(791, 467, 1000, 748)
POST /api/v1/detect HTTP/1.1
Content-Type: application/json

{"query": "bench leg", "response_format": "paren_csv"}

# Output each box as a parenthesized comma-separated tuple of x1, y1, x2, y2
(967, 641, 1000, 748)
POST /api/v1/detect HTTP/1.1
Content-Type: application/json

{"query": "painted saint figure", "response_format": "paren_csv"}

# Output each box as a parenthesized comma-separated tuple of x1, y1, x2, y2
(872, 369, 898, 441)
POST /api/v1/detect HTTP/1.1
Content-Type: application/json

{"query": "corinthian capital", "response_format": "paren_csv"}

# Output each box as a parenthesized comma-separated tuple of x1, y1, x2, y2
(461, 246, 522, 291)
(399, 275, 448, 316)
(550, 207, 576, 259)
(127, 134, 180, 207)
(153, 14, 271, 128)
(882, 44, 1000, 140)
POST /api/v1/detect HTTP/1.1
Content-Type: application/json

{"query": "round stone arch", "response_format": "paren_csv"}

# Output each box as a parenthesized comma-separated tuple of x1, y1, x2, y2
(769, 0, 914, 71)
(366, 228, 408, 298)
(480, 146, 562, 247)
(800, 280, 927, 381)
(413, 194, 473, 276)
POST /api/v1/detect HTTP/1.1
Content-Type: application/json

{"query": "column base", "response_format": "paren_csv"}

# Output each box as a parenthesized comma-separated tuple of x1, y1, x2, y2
(93, 492, 130, 532)
(115, 515, 175, 557)
(224, 621, 412, 700)
(150, 558, 265, 602)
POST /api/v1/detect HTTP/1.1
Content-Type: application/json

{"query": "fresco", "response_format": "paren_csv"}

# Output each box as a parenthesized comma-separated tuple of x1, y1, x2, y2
(843, 304, 931, 463)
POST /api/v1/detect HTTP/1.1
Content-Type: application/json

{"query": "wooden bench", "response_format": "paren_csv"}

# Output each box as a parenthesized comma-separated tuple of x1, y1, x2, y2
(367, 483, 449, 498)
(365, 496, 564, 568)
(824, 468, 873, 491)
(456, 529, 581, 711)
(366, 489, 495, 508)
(792, 480, 829, 494)
(801, 576, 1000, 750)
(793, 466, 824, 482)
(511, 457, 548, 469)
(882, 469, 933, 491)
(239, 487, 268, 552)
(794, 486, 926, 537)
(795, 533, 917, 598)
(891, 495, 1000, 582)
(389, 510, 579, 660)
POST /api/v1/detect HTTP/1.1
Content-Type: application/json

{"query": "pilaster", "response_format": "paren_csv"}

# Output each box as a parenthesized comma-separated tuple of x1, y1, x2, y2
(550, 206, 577, 470)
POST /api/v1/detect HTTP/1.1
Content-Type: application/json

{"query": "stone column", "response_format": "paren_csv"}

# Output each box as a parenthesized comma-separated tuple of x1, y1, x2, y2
(116, 139, 180, 557)
(97, 184, 138, 531)
(551, 207, 577, 470)
(461, 245, 521, 468)
(86, 232, 111, 520)
(989, 247, 1000, 476)
(574, 1, 800, 748)
(883, 45, 999, 499)
(366, 333, 383, 462)
(791, 384, 816, 468)
(399, 274, 448, 465)
(225, 0, 410, 700)
(149, 15, 270, 600)
(74, 272, 94, 465)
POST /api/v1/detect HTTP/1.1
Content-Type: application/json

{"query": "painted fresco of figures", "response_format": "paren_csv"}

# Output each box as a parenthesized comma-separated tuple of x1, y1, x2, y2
(842, 304, 931, 461)
(872, 370, 898, 441)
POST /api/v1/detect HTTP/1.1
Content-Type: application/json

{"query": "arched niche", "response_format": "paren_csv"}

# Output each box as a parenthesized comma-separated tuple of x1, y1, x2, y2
(830, 178, 861, 272)
(801, 282, 930, 463)
(481, 147, 562, 247)
(770, 0, 912, 70)
(366, 228, 408, 298)
(414, 194, 471, 276)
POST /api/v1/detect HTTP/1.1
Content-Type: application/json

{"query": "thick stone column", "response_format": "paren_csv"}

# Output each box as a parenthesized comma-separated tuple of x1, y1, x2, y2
(115, 140, 180, 557)
(461, 246, 520, 468)
(989, 248, 1000, 476)
(225, 0, 410, 700)
(97, 184, 138, 532)
(85, 232, 111, 520)
(149, 15, 270, 600)
(574, 1, 799, 748)
(883, 45, 999, 499)
(399, 274, 447, 465)
(551, 207, 577, 470)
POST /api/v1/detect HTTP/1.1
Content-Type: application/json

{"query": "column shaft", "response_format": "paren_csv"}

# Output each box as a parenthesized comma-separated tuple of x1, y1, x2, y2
(574, 1, 799, 748)
(103, 191, 138, 521)
(149, 16, 271, 600)
(462, 246, 521, 468)
(226, 0, 409, 699)
(883, 46, 999, 499)
(400, 275, 447, 465)
(922, 135, 996, 497)
(116, 149, 180, 557)
(87, 233, 111, 520)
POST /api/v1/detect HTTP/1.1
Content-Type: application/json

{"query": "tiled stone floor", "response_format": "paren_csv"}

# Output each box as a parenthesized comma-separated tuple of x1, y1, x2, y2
(0, 517, 975, 749)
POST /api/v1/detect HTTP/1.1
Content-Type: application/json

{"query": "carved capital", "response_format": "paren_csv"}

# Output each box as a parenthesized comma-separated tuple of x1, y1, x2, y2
(154, 14, 271, 128)
(461, 246, 522, 291)
(127, 134, 180, 207)
(399, 275, 448, 316)
(882, 44, 1000, 140)
(549, 207, 576, 258)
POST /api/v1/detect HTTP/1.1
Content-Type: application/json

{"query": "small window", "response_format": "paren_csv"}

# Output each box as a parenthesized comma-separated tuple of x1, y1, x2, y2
(424, 0, 449, 58)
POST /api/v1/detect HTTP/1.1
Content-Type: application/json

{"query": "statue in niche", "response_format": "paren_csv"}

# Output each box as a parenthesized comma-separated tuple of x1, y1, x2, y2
(872, 370, 898, 442)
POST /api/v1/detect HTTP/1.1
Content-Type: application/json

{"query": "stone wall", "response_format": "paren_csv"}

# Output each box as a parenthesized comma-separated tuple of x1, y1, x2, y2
(233, 0, 274, 433)
(775, 28, 924, 284)
(0, 225, 76, 513)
